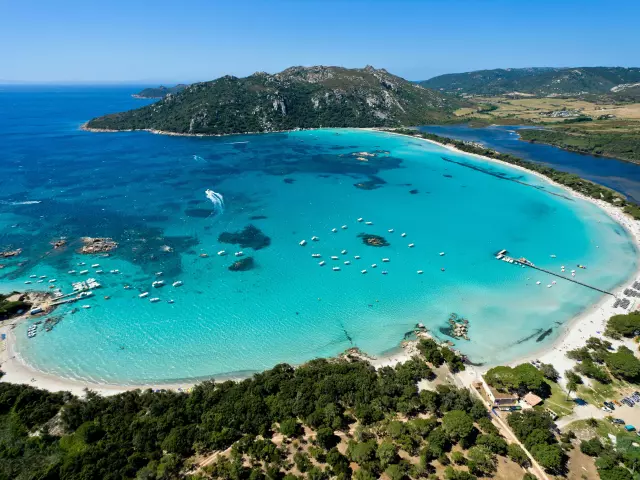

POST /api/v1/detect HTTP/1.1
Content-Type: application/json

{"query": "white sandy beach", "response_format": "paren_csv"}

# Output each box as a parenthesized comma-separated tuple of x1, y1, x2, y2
(2, 128, 640, 396)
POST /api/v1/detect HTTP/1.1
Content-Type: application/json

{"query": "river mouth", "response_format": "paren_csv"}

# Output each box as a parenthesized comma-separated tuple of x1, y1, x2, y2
(0, 88, 637, 384)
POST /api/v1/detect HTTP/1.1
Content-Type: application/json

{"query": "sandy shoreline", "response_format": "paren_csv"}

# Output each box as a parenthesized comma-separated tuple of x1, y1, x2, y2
(2, 127, 640, 396)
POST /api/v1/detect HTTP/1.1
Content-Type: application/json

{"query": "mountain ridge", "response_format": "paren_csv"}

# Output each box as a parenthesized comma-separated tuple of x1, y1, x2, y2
(85, 66, 465, 135)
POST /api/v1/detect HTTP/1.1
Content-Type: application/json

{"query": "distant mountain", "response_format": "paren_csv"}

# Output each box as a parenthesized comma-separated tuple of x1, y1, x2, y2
(132, 84, 187, 98)
(86, 66, 465, 135)
(419, 67, 640, 97)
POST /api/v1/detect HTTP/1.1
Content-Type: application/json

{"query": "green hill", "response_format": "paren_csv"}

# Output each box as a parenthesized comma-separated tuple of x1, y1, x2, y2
(86, 66, 465, 135)
(132, 84, 187, 98)
(420, 67, 640, 97)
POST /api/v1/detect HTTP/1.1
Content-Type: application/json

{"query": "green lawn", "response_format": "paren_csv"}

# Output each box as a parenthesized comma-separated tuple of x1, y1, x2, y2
(544, 381, 575, 417)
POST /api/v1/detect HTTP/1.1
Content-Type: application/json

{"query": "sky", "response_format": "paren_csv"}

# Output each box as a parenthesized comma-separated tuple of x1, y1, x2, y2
(1, 0, 639, 84)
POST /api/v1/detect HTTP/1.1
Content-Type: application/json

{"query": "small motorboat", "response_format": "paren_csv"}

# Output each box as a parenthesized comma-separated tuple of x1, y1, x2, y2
(139, 292, 149, 298)
(417, 270, 423, 274)
(30, 275, 37, 278)
(149, 297, 160, 303)
(550, 254, 557, 258)
(82, 305, 91, 309)
(319, 261, 326, 266)
(155, 272, 163, 276)
(401, 233, 407, 237)
(299, 240, 307, 246)
(388, 229, 394, 233)
(344, 261, 351, 265)
(536, 281, 541, 285)
(331, 256, 339, 260)
(124, 285, 131, 289)
(408, 243, 415, 248)
(152, 280, 165, 288)
(365, 221, 373, 225)
(439, 252, 445, 256)
(341, 225, 348, 230)
(311, 236, 319, 241)
(381, 271, 388, 275)
(547, 284, 552, 288)
(357, 217, 363, 222)
(48, 279, 56, 283)
(361, 269, 367, 274)
(96, 270, 103, 274)
(354, 255, 361, 259)
(217, 250, 227, 256)
(371, 263, 377, 268)
(24, 281, 32, 284)
(68, 270, 77, 274)
(78, 262, 86, 266)
(80, 270, 89, 275)
(37, 280, 43, 283)
(341, 250, 347, 255)
(312, 253, 321, 258)
(332, 266, 341, 271)
(172, 281, 183, 287)
(91, 264, 100, 268)
(331, 228, 338, 233)
(382, 258, 389, 262)
(235, 251, 244, 257)
(40, 275, 47, 279)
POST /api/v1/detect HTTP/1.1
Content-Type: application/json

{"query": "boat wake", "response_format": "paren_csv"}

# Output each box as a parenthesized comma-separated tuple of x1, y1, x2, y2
(193, 155, 205, 162)
(205, 189, 224, 215)
(225, 141, 249, 145)
(0, 200, 42, 205)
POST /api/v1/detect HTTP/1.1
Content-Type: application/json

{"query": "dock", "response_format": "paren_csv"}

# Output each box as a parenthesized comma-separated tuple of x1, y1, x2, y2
(495, 249, 614, 296)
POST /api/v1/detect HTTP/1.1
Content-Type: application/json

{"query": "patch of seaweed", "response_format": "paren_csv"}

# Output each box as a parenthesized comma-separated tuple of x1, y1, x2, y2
(357, 233, 390, 247)
(249, 215, 267, 220)
(283, 178, 295, 184)
(218, 225, 271, 250)
(536, 328, 553, 342)
(185, 208, 213, 218)
(354, 175, 387, 190)
(409, 189, 419, 194)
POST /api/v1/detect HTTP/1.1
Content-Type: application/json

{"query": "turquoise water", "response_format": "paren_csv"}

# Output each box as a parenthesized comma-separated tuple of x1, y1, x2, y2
(0, 87, 637, 384)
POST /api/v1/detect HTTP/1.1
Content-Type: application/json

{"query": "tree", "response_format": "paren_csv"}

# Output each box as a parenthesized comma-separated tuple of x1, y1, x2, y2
(294, 452, 311, 473)
(444, 466, 477, 480)
(539, 363, 559, 382)
(531, 443, 564, 472)
(442, 410, 474, 442)
(466, 445, 497, 476)
(385, 463, 407, 480)
(606, 312, 640, 338)
(522, 474, 538, 480)
(451, 451, 466, 465)
(507, 444, 530, 467)
(580, 437, 604, 457)
(476, 433, 507, 455)
(316, 427, 339, 450)
(606, 346, 640, 382)
(566, 379, 578, 401)
(377, 441, 398, 469)
(307, 466, 328, 480)
(279, 418, 302, 438)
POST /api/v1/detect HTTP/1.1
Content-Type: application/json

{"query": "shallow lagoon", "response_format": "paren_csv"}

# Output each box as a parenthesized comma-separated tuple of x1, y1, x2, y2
(0, 87, 637, 383)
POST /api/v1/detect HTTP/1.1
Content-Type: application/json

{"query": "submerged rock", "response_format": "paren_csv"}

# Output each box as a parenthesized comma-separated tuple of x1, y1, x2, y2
(218, 225, 271, 250)
(357, 233, 390, 247)
(79, 237, 117, 254)
(409, 189, 419, 194)
(228, 257, 254, 271)
(354, 175, 386, 190)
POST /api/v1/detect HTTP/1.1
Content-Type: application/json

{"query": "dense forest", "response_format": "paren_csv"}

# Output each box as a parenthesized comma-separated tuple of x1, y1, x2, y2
(518, 127, 640, 163)
(133, 85, 187, 99)
(0, 339, 555, 480)
(390, 128, 640, 218)
(419, 67, 640, 97)
(86, 66, 464, 135)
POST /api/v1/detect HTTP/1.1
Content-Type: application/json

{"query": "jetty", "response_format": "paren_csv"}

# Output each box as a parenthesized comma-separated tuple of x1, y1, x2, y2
(495, 249, 614, 296)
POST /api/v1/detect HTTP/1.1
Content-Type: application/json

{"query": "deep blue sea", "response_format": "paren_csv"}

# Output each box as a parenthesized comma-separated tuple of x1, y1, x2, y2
(0, 86, 637, 384)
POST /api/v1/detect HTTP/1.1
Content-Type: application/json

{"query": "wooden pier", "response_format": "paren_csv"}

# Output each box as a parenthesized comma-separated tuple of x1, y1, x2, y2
(495, 250, 614, 296)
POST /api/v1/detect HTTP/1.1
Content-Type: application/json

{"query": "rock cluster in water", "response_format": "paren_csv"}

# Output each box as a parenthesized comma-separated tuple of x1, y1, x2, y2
(80, 237, 118, 254)
(357, 233, 390, 247)
(1, 248, 22, 258)
(448, 313, 470, 341)
(228, 257, 254, 271)
(218, 225, 271, 250)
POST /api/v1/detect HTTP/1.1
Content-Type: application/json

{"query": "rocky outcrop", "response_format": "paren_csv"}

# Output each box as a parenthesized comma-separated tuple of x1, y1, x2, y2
(79, 237, 118, 254)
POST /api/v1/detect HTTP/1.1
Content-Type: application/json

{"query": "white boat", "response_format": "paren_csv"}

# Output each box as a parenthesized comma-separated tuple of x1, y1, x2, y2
(80, 270, 89, 275)
(78, 262, 86, 266)
(388, 229, 394, 233)
(139, 292, 149, 298)
(332, 266, 341, 271)
(331, 228, 338, 233)
(68, 270, 76, 274)
(30, 275, 37, 278)
(39, 275, 47, 279)
(311, 236, 319, 241)
(96, 270, 103, 274)
(217, 250, 227, 256)
(550, 254, 556, 258)
(361, 269, 367, 274)
(299, 240, 307, 246)
(382, 258, 389, 262)
(172, 281, 183, 287)
(552, 281, 557, 285)
(91, 264, 100, 268)
(417, 270, 423, 274)
(149, 297, 160, 303)
(48, 279, 56, 283)
(235, 251, 244, 257)
(354, 255, 361, 259)
(331, 256, 339, 260)
(24, 281, 32, 284)
(401, 233, 407, 237)
(547, 284, 552, 288)
(357, 217, 363, 222)
(167, 299, 175, 304)
(110, 269, 120, 274)
(311, 253, 321, 258)
(155, 272, 163, 276)
(341, 225, 348, 230)
(365, 221, 373, 225)
(571, 273, 576, 277)
(319, 261, 326, 266)
(439, 252, 445, 256)
(381, 271, 388, 275)
(344, 261, 351, 265)
(152, 280, 165, 288)
(408, 243, 415, 248)
(82, 305, 91, 309)
(37, 280, 43, 283)
(371, 263, 377, 268)
(341, 250, 347, 255)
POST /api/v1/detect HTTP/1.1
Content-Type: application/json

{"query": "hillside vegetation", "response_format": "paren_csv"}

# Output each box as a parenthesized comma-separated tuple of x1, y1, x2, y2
(420, 67, 640, 97)
(86, 66, 464, 135)
(133, 84, 187, 99)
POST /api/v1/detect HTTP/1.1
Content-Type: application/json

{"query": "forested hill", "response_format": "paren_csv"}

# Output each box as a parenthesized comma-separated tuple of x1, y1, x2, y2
(420, 67, 640, 96)
(132, 84, 187, 98)
(86, 66, 465, 135)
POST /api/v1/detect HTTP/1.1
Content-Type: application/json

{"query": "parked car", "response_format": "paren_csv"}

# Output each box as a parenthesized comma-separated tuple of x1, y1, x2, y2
(612, 419, 626, 425)
(574, 398, 587, 406)
(602, 406, 613, 413)
(604, 401, 616, 410)
(613, 399, 622, 406)
(626, 425, 636, 432)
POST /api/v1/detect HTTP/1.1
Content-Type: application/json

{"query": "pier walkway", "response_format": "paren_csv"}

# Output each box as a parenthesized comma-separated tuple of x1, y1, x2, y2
(495, 250, 614, 296)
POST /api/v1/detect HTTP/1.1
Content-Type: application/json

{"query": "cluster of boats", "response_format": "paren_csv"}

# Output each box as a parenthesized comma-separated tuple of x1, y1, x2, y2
(138, 274, 183, 303)
(27, 324, 37, 338)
